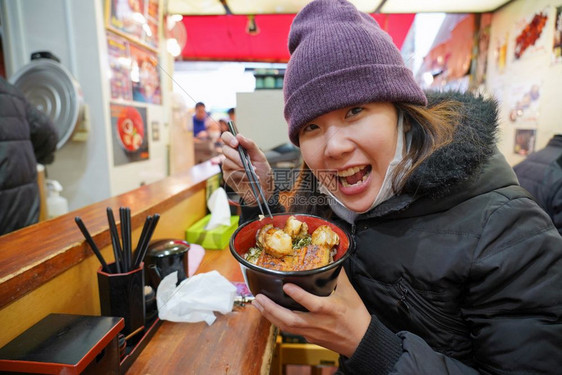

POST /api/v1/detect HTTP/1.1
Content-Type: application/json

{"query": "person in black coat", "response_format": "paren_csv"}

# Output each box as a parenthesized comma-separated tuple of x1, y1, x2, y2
(513, 134, 562, 235)
(220, 1, 562, 374)
(0, 76, 58, 236)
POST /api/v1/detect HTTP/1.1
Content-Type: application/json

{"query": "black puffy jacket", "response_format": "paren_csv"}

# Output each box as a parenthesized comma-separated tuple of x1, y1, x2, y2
(240, 92, 562, 374)
(0, 77, 58, 235)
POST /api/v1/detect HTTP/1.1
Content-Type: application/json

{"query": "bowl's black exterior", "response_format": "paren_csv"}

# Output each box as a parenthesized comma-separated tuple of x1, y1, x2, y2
(239, 262, 345, 311)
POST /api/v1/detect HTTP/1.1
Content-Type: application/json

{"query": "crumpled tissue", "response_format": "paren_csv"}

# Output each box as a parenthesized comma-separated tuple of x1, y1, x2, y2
(205, 187, 232, 230)
(157, 270, 237, 325)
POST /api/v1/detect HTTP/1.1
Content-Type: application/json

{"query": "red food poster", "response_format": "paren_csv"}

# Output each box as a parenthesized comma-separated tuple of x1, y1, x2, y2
(513, 9, 549, 61)
(110, 103, 149, 166)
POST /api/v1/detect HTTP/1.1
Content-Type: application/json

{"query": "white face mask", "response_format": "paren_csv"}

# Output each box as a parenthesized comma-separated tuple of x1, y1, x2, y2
(319, 111, 408, 221)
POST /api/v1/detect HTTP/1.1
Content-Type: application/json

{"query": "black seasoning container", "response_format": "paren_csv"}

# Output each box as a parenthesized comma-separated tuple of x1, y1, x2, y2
(144, 239, 190, 289)
(0, 314, 123, 375)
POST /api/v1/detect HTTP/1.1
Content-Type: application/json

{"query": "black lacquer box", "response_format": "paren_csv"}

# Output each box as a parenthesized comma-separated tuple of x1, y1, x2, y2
(0, 314, 123, 374)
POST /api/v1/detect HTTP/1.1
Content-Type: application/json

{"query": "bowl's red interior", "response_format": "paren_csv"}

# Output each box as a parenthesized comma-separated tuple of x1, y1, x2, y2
(233, 214, 350, 261)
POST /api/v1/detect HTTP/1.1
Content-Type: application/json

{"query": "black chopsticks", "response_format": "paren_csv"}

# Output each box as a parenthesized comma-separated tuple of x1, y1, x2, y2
(75, 217, 110, 273)
(132, 213, 160, 269)
(75, 207, 160, 274)
(227, 120, 273, 218)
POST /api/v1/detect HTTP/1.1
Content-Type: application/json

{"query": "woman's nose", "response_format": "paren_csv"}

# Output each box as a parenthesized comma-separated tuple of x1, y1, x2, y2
(323, 126, 353, 159)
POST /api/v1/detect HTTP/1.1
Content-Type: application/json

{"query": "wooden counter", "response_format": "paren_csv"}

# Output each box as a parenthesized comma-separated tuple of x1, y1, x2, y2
(0, 161, 220, 347)
(126, 248, 276, 375)
(0, 160, 276, 375)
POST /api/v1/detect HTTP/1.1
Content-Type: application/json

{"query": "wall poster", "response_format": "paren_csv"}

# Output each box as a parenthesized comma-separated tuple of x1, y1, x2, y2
(552, 6, 562, 63)
(512, 8, 549, 61)
(106, 31, 133, 101)
(129, 43, 162, 104)
(106, 30, 162, 105)
(506, 81, 541, 126)
(110, 103, 149, 166)
(514, 129, 537, 156)
(106, 0, 159, 49)
(475, 13, 492, 86)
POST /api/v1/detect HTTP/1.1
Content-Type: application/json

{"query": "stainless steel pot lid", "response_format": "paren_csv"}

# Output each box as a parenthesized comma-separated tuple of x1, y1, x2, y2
(9, 59, 83, 149)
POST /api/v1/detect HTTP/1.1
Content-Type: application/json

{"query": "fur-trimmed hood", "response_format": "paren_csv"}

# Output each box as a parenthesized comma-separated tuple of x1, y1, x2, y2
(362, 91, 518, 220)
(403, 91, 500, 199)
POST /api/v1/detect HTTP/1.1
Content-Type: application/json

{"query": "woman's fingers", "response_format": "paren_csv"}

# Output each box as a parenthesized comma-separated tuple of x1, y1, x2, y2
(252, 269, 371, 358)
(237, 134, 267, 163)
(282, 283, 329, 313)
(252, 294, 306, 331)
(221, 131, 238, 147)
(220, 131, 274, 202)
(221, 143, 244, 169)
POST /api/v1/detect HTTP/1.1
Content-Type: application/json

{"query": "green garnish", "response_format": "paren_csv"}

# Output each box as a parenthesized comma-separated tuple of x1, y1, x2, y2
(245, 247, 262, 264)
(293, 235, 312, 249)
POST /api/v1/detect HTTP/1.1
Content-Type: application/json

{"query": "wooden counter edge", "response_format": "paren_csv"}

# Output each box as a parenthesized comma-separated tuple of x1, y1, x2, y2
(0, 161, 220, 310)
(261, 325, 280, 375)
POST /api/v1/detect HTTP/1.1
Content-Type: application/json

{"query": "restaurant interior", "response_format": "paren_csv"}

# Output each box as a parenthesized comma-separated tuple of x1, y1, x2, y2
(0, 0, 561, 373)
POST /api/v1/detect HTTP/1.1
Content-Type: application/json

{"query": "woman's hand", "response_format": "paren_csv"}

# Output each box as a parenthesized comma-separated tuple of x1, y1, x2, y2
(221, 132, 274, 205)
(252, 269, 371, 358)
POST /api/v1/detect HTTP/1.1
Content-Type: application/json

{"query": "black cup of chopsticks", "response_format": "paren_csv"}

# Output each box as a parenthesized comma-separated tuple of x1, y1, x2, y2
(74, 207, 160, 274)
(75, 207, 160, 337)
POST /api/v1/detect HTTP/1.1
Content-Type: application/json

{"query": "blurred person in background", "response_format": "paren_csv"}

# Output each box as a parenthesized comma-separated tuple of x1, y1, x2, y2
(513, 134, 562, 235)
(0, 76, 58, 235)
(218, 118, 229, 135)
(192, 101, 210, 137)
(227, 107, 236, 124)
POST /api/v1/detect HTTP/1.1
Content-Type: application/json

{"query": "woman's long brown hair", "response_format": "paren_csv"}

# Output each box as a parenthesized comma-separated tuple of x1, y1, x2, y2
(283, 99, 463, 215)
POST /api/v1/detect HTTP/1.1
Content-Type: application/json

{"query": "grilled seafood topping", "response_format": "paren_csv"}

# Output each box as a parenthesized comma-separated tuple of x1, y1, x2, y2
(312, 225, 340, 247)
(284, 215, 309, 239)
(256, 224, 293, 258)
(246, 216, 340, 271)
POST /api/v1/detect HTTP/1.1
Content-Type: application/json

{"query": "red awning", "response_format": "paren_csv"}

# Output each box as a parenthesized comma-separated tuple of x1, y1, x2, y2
(179, 14, 415, 62)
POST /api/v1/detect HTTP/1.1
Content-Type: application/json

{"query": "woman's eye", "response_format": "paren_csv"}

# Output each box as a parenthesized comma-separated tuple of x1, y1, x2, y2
(302, 123, 319, 133)
(346, 107, 363, 118)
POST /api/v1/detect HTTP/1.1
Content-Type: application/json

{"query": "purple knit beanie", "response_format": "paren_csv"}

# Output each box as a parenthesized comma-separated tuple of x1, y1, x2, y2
(283, 0, 427, 146)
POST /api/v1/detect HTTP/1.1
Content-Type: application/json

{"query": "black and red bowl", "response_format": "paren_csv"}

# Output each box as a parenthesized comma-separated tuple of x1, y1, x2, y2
(229, 213, 354, 311)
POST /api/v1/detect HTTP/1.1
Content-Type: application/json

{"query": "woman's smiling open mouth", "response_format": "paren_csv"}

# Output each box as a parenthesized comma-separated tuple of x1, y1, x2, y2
(337, 165, 372, 188)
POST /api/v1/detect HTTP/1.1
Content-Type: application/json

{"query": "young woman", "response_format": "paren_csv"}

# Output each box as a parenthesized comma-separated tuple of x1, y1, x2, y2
(221, 1, 562, 373)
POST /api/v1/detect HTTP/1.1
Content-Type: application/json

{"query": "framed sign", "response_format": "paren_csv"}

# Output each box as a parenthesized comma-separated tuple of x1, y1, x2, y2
(110, 103, 150, 166)
(130, 43, 161, 104)
(106, 0, 160, 50)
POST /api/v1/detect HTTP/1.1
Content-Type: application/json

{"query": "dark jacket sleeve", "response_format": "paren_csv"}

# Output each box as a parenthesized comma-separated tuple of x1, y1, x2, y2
(462, 194, 562, 374)
(25, 100, 58, 165)
(543, 162, 562, 236)
(339, 317, 479, 375)
(340, 193, 562, 374)
(552, 185, 562, 236)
